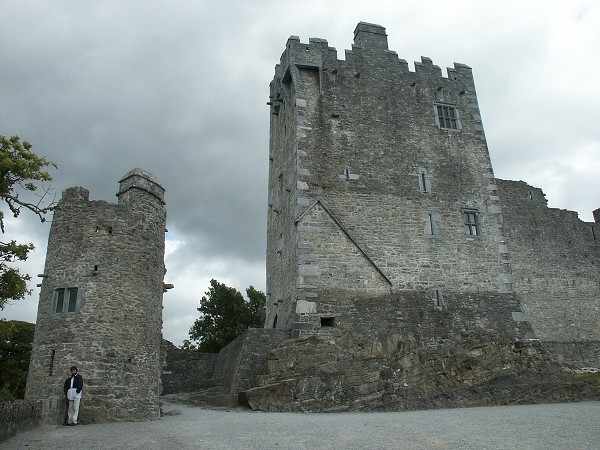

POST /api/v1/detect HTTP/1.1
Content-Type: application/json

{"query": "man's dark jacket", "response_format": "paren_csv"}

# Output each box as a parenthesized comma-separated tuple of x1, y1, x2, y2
(63, 373, 83, 395)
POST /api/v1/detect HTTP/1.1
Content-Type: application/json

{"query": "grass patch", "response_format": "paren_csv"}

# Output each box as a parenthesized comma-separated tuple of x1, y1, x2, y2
(571, 372, 600, 383)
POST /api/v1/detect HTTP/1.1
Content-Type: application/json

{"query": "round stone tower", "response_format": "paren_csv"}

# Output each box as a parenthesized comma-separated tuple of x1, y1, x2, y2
(26, 168, 167, 423)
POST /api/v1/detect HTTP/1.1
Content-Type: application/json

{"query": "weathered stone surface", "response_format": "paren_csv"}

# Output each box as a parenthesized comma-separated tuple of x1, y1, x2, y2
(240, 333, 600, 412)
(26, 169, 167, 423)
(253, 22, 600, 412)
(161, 340, 218, 394)
(497, 179, 600, 358)
(0, 396, 63, 443)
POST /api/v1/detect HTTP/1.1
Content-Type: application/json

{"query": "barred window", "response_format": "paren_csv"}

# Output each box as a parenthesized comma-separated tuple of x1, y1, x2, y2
(435, 104, 460, 130)
(463, 210, 480, 236)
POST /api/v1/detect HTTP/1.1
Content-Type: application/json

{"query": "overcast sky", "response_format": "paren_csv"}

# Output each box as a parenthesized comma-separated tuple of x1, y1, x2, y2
(1, 0, 599, 346)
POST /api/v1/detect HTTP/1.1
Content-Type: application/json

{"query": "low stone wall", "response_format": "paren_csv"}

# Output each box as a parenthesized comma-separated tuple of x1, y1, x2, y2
(0, 396, 63, 443)
(161, 340, 219, 394)
(230, 329, 288, 394)
(211, 328, 288, 403)
(543, 341, 600, 369)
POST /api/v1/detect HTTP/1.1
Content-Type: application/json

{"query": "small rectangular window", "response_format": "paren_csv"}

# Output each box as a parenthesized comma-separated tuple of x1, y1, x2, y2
(67, 288, 78, 312)
(435, 104, 460, 130)
(321, 316, 335, 327)
(54, 289, 65, 313)
(427, 214, 434, 235)
(463, 210, 480, 236)
(419, 168, 431, 193)
(278, 173, 284, 197)
(424, 213, 438, 237)
(48, 349, 55, 376)
(434, 289, 446, 310)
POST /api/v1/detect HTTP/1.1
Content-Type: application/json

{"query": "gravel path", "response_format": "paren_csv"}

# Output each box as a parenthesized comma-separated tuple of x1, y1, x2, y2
(2, 401, 599, 449)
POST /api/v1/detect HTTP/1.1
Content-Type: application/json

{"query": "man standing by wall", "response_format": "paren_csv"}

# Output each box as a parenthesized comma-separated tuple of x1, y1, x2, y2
(63, 366, 83, 425)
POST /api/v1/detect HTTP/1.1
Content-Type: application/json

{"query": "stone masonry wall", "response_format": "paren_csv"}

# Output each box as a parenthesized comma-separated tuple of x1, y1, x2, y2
(241, 333, 599, 413)
(0, 396, 63, 443)
(497, 179, 599, 350)
(26, 169, 167, 423)
(266, 23, 520, 338)
(242, 289, 598, 412)
(161, 340, 218, 394)
(210, 329, 288, 404)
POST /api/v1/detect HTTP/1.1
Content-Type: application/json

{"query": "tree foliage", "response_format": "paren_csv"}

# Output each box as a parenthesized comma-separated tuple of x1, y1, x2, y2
(0, 135, 56, 309)
(186, 279, 266, 353)
(0, 320, 35, 401)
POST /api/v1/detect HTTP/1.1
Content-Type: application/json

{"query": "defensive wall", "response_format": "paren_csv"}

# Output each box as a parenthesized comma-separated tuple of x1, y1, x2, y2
(497, 180, 599, 344)
(0, 396, 63, 443)
(497, 179, 600, 368)
(161, 330, 288, 407)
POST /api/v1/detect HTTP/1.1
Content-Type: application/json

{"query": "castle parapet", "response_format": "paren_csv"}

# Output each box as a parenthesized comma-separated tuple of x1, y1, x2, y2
(61, 186, 90, 203)
(274, 23, 474, 92)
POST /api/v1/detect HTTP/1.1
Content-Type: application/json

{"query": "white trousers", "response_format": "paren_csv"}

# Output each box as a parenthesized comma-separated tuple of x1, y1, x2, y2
(68, 397, 81, 424)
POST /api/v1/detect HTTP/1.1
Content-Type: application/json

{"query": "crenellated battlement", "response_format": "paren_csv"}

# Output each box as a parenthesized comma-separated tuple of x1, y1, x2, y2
(273, 22, 473, 96)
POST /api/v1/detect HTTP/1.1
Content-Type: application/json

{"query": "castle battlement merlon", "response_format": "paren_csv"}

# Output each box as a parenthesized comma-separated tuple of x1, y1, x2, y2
(61, 186, 90, 203)
(274, 29, 474, 98)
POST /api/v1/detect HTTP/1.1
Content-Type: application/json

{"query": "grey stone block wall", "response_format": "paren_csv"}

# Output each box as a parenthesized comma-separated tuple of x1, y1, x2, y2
(211, 329, 288, 403)
(25, 168, 167, 423)
(266, 23, 520, 337)
(161, 340, 218, 394)
(497, 179, 600, 347)
(1, 396, 63, 443)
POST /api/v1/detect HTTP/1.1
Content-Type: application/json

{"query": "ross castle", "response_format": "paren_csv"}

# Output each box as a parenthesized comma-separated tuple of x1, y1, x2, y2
(24, 23, 599, 422)
(264, 22, 599, 359)
(252, 22, 599, 409)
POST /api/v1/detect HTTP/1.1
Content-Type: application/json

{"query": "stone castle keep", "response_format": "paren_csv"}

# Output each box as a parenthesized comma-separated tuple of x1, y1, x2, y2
(264, 22, 599, 359)
(24, 23, 599, 421)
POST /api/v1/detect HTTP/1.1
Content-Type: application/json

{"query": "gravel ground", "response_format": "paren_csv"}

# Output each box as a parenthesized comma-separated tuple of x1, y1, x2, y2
(2, 401, 599, 449)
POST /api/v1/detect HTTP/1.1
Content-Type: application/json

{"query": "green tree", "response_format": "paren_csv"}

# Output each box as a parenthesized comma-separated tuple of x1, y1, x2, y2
(0, 320, 35, 401)
(187, 279, 266, 352)
(0, 135, 56, 309)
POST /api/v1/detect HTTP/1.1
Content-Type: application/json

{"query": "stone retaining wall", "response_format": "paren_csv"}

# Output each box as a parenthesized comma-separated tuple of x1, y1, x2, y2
(543, 341, 600, 369)
(0, 396, 63, 443)
(161, 340, 218, 394)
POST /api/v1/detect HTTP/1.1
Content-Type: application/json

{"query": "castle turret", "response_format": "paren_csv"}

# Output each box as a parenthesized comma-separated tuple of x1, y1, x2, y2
(26, 168, 167, 423)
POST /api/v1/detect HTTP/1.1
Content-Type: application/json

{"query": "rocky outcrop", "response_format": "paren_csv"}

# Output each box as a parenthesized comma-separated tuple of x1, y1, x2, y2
(239, 335, 600, 412)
